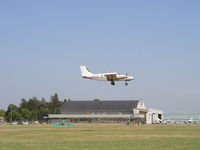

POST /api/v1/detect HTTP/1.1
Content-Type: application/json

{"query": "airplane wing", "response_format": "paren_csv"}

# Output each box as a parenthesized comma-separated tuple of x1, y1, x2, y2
(104, 73, 117, 81)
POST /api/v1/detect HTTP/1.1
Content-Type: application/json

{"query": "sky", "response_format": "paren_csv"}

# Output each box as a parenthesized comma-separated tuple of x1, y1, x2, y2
(0, 0, 200, 112)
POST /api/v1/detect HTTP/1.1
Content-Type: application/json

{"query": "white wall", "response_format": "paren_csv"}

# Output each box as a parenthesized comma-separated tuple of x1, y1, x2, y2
(146, 109, 163, 124)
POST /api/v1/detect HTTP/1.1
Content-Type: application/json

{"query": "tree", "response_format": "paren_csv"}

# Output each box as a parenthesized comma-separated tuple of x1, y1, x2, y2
(49, 93, 63, 114)
(11, 110, 22, 121)
(0, 109, 5, 117)
(27, 97, 41, 111)
(38, 98, 49, 120)
(5, 104, 22, 122)
(20, 98, 28, 109)
(4, 93, 65, 122)
(20, 108, 31, 121)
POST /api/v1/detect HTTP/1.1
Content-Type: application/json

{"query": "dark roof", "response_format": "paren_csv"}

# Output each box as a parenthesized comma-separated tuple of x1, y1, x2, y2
(61, 100, 139, 112)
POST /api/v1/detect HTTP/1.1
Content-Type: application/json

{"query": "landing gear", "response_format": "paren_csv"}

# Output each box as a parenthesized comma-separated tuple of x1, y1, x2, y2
(125, 81, 128, 86)
(111, 81, 115, 86)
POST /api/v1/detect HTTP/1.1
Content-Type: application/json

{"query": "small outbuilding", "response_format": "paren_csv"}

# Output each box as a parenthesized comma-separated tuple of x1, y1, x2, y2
(0, 117, 4, 123)
(48, 100, 163, 124)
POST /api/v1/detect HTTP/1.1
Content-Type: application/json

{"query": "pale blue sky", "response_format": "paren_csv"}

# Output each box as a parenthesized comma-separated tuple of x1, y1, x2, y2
(0, 0, 200, 112)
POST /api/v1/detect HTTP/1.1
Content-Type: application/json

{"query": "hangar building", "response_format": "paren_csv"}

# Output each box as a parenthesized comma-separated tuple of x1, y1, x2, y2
(48, 100, 163, 124)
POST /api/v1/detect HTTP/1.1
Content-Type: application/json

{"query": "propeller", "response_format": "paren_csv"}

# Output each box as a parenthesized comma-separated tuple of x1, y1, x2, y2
(125, 72, 128, 86)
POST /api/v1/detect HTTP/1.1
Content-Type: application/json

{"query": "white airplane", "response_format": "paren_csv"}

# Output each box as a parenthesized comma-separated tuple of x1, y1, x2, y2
(80, 65, 135, 86)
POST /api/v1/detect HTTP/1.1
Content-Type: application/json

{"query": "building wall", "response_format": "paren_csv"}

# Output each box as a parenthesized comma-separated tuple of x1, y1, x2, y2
(48, 114, 137, 124)
(47, 100, 163, 124)
(146, 109, 163, 124)
(0, 117, 4, 122)
(47, 109, 162, 124)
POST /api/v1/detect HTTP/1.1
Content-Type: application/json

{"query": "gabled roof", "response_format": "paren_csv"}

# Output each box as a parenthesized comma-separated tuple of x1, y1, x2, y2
(61, 100, 140, 112)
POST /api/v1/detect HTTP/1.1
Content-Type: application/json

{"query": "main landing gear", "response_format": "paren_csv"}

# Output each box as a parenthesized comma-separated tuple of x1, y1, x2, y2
(111, 81, 115, 86)
(110, 81, 128, 86)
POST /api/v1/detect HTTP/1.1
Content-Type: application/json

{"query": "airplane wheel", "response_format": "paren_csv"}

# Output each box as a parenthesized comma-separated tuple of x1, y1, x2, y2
(111, 81, 115, 86)
(125, 82, 128, 86)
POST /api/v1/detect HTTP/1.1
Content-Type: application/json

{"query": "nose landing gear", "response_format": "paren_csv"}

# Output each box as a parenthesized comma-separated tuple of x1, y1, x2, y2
(125, 81, 128, 86)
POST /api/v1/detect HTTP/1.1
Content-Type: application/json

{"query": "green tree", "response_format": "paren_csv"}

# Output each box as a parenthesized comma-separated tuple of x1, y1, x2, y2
(0, 109, 5, 117)
(27, 97, 41, 111)
(12, 110, 23, 121)
(20, 108, 31, 121)
(20, 98, 28, 108)
(4, 93, 65, 122)
(31, 109, 39, 121)
(38, 98, 49, 120)
(19, 97, 50, 121)
(5, 104, 22, 122)
(49, 93, 63, 114)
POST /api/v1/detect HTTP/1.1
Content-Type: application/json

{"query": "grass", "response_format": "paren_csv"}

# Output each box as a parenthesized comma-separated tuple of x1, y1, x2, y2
(0, 124, 200, 150)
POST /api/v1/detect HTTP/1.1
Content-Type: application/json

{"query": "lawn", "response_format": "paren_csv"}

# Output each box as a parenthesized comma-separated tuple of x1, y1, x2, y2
(0, 124, 200, 150)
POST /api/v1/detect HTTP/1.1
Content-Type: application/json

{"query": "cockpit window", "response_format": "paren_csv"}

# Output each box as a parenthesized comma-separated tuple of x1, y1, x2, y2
(86, 67, 91, 72)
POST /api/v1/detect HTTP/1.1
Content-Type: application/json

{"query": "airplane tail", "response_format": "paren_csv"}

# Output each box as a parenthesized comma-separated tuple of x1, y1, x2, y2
(80, 66, 92, 76)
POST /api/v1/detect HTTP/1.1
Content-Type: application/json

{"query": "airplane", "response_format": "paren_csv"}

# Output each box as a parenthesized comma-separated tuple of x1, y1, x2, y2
(185, 117, 197, 124)
(80, 65, 135, 86)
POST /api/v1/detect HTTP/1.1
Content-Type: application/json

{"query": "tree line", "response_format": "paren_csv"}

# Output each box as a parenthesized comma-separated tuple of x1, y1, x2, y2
(0, 93, 64, 122)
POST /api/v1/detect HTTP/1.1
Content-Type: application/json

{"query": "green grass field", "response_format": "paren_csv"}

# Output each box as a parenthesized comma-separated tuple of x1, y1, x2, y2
(0, 124, 200, 150)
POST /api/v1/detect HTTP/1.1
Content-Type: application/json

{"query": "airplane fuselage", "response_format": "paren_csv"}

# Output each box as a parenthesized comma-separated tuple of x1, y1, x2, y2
(82, 73, 134, 81)
(80, 66, 135, 86)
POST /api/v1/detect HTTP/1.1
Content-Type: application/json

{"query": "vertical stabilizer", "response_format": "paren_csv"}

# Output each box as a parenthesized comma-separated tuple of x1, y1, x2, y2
(80, 66, 92, 76)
